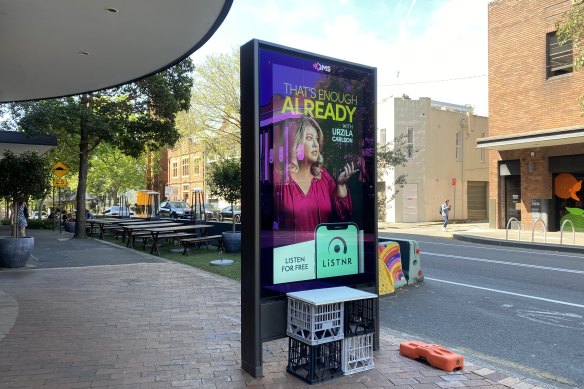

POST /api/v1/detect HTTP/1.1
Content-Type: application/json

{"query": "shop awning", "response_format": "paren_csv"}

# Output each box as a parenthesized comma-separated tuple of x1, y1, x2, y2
(0, 131, 57, 158)
(477, 125, 584, 150)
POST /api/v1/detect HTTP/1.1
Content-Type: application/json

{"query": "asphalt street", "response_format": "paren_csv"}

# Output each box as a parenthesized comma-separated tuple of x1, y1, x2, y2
(378, 232, 584, 389)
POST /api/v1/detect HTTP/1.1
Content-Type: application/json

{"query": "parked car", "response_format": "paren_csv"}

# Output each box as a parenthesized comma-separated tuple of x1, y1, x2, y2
(189, 203, 220, 220)
(199, 203, 220, 220)
(103, 206, 135, 217)
(217, 205, 241, 223)
(159, 200, 192, 219)
(32, 211, 48, 220)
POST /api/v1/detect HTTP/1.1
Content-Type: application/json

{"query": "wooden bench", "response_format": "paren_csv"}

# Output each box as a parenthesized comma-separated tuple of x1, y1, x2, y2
(135, 232, 199, 251)
(102, 224, 127, 239)
(130, 231, 152, 248)
(179, 235, 223, 255)
(85, 224, 100, 236)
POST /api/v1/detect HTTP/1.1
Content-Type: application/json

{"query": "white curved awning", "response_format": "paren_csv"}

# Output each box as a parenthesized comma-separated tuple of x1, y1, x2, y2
(0, 0, 233, 102)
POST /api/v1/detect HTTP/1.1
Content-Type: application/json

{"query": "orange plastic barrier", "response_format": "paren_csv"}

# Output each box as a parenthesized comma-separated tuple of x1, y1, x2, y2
(399, 341, 427, 359)
(399, 341, 463, 372)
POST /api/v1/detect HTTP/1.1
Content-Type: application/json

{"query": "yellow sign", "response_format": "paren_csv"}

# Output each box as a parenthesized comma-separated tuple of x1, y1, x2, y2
(53, 178, 68, 188)
(51, 161, 69, 177)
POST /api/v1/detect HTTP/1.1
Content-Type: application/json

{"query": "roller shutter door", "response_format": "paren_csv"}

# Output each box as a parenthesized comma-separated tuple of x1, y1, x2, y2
(467, 181, 487, 220)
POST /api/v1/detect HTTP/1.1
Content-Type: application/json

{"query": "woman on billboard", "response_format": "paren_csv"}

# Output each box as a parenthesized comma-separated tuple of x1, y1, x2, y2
(275, 116, 359, 233)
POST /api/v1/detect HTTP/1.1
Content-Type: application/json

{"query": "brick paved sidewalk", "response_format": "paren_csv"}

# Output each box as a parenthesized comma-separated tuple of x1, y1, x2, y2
(0, 258, 550, 389)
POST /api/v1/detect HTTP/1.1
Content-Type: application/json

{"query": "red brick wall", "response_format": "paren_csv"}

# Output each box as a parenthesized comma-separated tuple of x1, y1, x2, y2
(488, 0, 584, 228)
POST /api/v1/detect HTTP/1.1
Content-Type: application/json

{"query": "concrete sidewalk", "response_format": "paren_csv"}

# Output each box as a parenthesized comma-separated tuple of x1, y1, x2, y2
(0, 227, 561, 388)
(379, 221, 584, 253)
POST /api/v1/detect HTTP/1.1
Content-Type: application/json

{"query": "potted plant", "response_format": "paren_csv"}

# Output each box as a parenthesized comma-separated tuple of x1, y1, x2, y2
(207, 158, 241, 252)
(0, 150, 51, 267)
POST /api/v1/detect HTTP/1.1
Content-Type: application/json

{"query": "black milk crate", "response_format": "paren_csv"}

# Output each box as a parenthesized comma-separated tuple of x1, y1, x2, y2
(286, 337, 343, 384)
(344, 297, 375, 337)
(342, 333, 375, 375)
(287, 297, 344, 345)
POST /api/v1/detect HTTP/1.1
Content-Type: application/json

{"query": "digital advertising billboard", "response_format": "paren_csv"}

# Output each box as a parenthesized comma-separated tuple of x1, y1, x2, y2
(255, 42, 377, 298)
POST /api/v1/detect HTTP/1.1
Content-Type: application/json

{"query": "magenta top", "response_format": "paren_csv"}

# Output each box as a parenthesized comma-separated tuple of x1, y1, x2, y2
(277, 168, 352, 235)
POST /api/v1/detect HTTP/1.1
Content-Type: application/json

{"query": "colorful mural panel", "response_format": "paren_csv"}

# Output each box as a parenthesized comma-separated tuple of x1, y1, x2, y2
(378, 241, 407, 291)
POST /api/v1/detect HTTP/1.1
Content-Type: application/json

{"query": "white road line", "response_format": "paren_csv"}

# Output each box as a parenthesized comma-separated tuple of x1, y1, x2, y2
(426, 277, 584, 308)
(424, 251, 584, 274)
(398, 238, 584, 259)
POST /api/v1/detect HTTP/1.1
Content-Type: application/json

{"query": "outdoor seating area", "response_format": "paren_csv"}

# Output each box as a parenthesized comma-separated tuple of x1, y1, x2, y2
(180, 234, 224, 255)
(85, 217, 219, 256)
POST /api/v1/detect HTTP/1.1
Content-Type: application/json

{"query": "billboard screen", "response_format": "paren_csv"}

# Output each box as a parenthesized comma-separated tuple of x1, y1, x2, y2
(257, 43, 376, 298)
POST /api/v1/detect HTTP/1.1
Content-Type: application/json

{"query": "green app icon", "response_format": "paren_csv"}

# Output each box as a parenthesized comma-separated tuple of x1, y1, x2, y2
(315, 223, 359, 279)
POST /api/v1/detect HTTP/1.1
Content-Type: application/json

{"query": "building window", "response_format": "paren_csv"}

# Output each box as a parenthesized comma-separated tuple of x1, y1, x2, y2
(182, 184, 190, 201)
(480, 132, 486, 163)
(193, 158, 201, 175)
(171, 160, 178, 179)
(456, 131, 462, 161)
(547, 31, 572, 79)
(407, 127, 414, 160)
(181, 157, 189, 176)
(379, 128, 387, 145)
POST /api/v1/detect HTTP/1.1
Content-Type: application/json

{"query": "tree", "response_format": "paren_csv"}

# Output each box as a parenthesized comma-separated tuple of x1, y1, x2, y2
(2, 59, 194, 238)
(207, 158, 241, 232)
(0, 151, 52, 237)
(177, 50, 240, 159)
(557, 0, 584, 112)
(86, 145, 147, 210)
(377, 133, 409, 201)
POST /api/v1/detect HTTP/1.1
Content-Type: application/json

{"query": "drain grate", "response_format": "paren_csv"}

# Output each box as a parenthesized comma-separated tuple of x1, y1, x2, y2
(121, 278, 142, 285)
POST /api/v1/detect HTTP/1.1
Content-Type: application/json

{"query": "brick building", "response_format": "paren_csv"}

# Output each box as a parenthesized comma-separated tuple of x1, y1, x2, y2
(480, 0, 584, 231)
(166, 138, 210, 205)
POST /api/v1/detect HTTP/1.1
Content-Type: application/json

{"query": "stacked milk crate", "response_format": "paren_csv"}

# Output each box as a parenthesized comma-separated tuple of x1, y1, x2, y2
(286, 287, 377, 384)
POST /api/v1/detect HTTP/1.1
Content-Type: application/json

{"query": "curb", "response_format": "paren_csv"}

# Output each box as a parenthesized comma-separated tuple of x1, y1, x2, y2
(453, 233, 584, 254)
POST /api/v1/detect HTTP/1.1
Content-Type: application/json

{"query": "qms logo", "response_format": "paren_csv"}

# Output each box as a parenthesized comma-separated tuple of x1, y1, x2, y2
(313, 62, 331, 72)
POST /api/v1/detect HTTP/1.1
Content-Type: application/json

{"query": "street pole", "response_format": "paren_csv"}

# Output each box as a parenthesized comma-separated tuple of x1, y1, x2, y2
(52, 186, 55, 230)
(58, 187, 62, 234)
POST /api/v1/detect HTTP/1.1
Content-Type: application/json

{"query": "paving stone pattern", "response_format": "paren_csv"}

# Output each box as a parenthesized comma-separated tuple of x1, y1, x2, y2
(0, 229, 549, 388)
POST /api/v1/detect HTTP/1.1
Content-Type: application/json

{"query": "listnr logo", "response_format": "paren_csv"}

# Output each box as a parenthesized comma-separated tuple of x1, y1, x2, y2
(313, 62, 331, 72)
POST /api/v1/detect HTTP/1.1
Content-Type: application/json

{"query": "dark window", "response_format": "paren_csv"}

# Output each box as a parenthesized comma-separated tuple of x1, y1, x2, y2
(379, 128, 386, 145)
(547, 31, 573, 79)
(407, 127, 414, 160)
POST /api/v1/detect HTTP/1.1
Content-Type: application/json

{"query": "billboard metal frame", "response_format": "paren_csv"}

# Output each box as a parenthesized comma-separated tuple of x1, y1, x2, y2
(240, 39, 378, 377)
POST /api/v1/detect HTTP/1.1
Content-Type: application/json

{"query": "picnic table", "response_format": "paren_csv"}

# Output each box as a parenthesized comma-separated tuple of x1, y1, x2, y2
(179, 234, 224, 255)
(86, 218, 142, 239)
(145, 224, 213, 256)
(121, 222, 184, 248)
(111, 219, 180, 242)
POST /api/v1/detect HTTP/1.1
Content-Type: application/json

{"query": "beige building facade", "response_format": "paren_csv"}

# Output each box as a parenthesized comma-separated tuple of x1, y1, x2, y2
(482, 0, 584, 231)
(166, 138, 211, 206)
(379, 97, 489, 223)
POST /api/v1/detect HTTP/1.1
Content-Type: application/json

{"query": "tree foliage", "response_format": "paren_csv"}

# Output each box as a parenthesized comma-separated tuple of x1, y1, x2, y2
(1, 59, 194, 238)
(177, 49, 240, 159)
(0, 151, 52, 236)
(377, 134, 409, 201)
(207, 158, 241, 232)
(86, 145, 147, 209)
(557, 0, 584, 111)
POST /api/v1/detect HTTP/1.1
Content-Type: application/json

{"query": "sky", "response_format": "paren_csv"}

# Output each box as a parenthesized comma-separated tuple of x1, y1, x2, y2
(191, 0, 490, 116)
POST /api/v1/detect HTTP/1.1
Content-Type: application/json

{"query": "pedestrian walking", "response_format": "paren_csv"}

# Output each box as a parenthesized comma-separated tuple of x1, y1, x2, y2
(18, 201, 28, 236)
(441, 199, 451, 231)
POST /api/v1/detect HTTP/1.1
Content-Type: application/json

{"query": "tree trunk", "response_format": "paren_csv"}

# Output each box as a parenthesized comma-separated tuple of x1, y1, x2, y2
(74, 94, 90, 238)
(11, 200, 18, 238)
